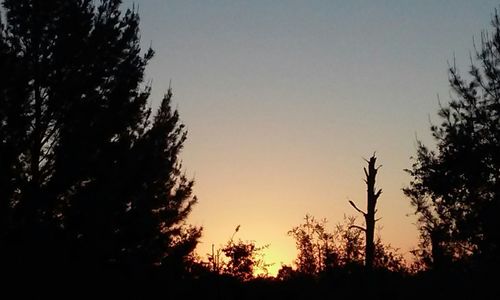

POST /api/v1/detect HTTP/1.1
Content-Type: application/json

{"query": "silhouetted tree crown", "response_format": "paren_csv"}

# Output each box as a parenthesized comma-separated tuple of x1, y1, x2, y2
(287, 214, 405, 276)
(205, 225, 270, 281)
(404, 10, 500, 270)
(0, 0, 200, 279)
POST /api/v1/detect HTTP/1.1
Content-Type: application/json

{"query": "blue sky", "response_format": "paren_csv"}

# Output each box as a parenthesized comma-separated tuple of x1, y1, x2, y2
(123, 0, 499, 274)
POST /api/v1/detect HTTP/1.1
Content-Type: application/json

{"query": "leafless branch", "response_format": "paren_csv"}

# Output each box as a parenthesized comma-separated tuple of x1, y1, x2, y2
(349, 225, 366, 232)
(349, 200, 366, 216)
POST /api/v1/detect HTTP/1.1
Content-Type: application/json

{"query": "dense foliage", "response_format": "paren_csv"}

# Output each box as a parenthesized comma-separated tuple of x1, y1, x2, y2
(0, 0, 200, 281)
(404, 11, 500, 271)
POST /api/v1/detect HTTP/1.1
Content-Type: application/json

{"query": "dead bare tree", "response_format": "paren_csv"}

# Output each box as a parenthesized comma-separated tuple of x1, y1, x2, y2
(349, 154, 382, 271)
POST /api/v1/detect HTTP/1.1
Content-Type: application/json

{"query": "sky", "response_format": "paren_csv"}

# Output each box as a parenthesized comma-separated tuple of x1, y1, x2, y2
(123, 0, 499, 275)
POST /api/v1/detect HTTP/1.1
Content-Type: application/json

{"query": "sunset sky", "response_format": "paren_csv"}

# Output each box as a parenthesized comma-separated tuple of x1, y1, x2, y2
(123, 0, 498, 275)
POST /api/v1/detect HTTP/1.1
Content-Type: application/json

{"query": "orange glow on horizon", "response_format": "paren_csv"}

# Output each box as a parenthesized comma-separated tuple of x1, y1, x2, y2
(119, 0, 497, 277)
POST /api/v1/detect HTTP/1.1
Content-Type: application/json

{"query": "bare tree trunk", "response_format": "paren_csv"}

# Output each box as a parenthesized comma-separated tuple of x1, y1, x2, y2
(364, 155, 381, 270)
(349, 154, 382, 271)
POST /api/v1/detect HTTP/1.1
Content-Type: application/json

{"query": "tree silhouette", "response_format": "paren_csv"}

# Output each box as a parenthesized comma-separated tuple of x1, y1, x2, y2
(335, 216, 364, 268)
(206, 225, 269, 281)
(288, 215, 337, 274)
(288, 214, 405, 276)
(0, 0, 200, 279)
(222, 239, 269, 280)
(404, 10, 500, 271)
(373, 237, 407, 273)
(349, 154, 382, 270)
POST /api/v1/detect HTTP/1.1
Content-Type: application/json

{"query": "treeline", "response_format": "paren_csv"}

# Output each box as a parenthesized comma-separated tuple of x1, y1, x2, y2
(0, 0, 499, 298)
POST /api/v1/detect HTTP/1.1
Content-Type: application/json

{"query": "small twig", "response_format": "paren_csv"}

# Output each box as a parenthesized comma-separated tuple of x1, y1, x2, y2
(229, 225, 240, 244)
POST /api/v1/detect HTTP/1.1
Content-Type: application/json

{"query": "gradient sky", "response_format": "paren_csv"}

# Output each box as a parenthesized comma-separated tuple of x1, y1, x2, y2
(123, 0, 498, 275)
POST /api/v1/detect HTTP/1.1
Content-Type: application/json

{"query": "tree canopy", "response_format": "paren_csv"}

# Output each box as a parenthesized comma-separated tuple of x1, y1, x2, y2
(404, 11, 500, 270)
(0, 0, 200, 280)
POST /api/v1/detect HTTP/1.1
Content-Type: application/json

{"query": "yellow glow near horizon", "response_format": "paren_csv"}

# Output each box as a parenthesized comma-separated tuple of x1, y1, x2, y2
(188, 138, 421, 275)
(120, 0, 498, 275)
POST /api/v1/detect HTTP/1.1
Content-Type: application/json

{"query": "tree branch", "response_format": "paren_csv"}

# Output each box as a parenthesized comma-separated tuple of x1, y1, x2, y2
(349, 200, 366, 216)
(349, 225, 366, 232)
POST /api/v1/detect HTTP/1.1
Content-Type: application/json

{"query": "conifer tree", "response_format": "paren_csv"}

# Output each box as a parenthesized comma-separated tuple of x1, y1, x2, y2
(404, 10, 500, 270)
(0, 0, 200, 279)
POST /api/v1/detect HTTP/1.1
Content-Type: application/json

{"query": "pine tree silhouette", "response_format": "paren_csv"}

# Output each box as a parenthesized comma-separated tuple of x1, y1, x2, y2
(0, 0, 200, 282)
